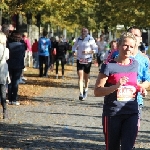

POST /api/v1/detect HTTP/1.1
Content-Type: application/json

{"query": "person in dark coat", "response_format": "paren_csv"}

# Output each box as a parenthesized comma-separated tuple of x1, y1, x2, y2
(7, 30, 26, 105)
(53, 36, 67, 79)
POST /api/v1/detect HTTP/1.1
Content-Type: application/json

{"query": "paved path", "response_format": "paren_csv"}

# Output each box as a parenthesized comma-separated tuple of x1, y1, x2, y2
(0, 65, 150, 150)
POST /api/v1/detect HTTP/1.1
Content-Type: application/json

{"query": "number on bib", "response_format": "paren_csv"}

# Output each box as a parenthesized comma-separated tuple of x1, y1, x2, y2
(79, 58, 88, 64)
(117, 86, 136, 101)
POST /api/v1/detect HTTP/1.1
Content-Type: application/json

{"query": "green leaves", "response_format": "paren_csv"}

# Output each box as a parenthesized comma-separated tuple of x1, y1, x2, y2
(2, 0, 150, 31)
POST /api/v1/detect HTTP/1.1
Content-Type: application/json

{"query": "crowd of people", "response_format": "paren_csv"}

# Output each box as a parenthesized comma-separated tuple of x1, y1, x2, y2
(0, 24, 150, 149)
(31, 32, 76, 79)
(72, 27, 150, 150)
(0, 24, 76, 110)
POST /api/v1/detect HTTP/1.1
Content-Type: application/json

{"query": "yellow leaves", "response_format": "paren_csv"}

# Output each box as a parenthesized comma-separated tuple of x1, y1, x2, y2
(18, 66, 74, 106)
(81, 1, 88, 5)
(105, 0, 112, 6)
(134, 9, 145, 16)
(3, 0, 150, 30)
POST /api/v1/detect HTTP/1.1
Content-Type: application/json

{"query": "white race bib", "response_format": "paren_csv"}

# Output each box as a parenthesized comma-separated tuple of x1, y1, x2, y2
(79, 58, 88, 64)
(117, 86, 136, 101)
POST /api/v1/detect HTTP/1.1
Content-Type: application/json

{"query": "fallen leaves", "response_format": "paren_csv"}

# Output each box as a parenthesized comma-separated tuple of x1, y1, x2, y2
(18, 66, 74, 105)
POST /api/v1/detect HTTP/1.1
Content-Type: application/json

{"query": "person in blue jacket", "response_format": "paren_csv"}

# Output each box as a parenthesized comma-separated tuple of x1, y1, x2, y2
(127, 26, 150, 128)
(38, 30, 51, 77)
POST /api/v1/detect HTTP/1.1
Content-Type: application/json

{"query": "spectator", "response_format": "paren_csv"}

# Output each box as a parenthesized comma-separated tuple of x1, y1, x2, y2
(53, 36, 67, 79)
(7, 30, 26, 105)
(0, 31, 10, 118)
(32, 39, 39, 68)
(1, 24, 14, 47)
(127, 27, 150, 130)
(67, 37, 75, 65)
(105, 40, 118, 63)
(18, 32, 32, 84)
(1, 24, 14, 100)
(96, 35, 107, 66)
(50, 37, 57, 71)
(38, 30, 51, 77)
(23, 32, 32, 69)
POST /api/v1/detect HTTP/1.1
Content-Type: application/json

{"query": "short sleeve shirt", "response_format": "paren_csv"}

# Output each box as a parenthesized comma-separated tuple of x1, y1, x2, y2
(100, 59, 139, 116)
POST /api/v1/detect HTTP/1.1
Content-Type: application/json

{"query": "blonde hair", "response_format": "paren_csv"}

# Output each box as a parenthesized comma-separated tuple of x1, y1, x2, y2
(23, 32, 28, 37)
(0, 31, 7, 44)
(118, 32, 137, 46)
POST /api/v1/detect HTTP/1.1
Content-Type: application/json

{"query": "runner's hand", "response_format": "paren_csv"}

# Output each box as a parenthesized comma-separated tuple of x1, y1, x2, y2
(82, 50, 93, 55)
(116, 76, 129, 87)
(89, 50, 94, 54)
(138, 87, 147, 97)
(82, 50, 87, 54)
(73, 52, 76, 56)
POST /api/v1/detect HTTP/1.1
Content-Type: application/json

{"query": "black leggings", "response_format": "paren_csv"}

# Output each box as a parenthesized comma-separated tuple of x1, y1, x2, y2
(102, 114, 138, 150)
(56, 57, 65, 75)
(39, 55, 49, 77)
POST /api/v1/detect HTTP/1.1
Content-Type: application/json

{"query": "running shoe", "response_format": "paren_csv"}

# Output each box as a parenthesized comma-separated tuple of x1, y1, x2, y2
(83, 90, 88, 99)
(79, 93, 84, 101)
(12, 101, 20, 106)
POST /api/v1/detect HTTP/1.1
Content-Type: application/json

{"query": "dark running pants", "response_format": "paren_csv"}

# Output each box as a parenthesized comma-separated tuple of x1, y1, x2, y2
(76, 59, 92, 74)
(39, 55, 49, 77)
(8, 68, 22, 102)
(55, 57, 66, 75)
(102, 114, 138, 150)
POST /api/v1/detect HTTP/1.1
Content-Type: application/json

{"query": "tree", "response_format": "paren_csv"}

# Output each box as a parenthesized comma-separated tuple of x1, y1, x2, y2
(2, 0, 150, 33)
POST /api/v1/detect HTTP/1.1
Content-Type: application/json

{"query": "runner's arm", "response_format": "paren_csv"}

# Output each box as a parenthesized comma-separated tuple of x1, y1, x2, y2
(72, 39, 78, 52)
(90, 39, 98, 54)
(139, 60, 150, 89)
(94, 73, 119, 97)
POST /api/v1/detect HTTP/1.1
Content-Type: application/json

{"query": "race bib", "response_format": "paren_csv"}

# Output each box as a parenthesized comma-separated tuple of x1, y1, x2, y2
(117, 86, 136, 101)
(79, 58, 88, 64)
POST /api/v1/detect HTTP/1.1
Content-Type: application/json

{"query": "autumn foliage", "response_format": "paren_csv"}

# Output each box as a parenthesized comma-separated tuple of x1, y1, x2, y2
(1, 0, 150, 32)
(18, 66, 73, 105)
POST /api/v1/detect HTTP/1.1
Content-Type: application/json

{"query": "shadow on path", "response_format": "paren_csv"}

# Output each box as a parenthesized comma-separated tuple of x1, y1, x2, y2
(0, 123, 105, 150)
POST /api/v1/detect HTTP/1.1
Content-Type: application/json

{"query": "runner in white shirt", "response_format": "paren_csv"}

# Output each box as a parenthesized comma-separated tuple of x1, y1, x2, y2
(72, 27, 98, 100)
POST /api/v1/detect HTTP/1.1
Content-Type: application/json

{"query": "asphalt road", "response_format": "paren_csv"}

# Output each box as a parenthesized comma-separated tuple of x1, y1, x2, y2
(0, 65, 149, 150)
